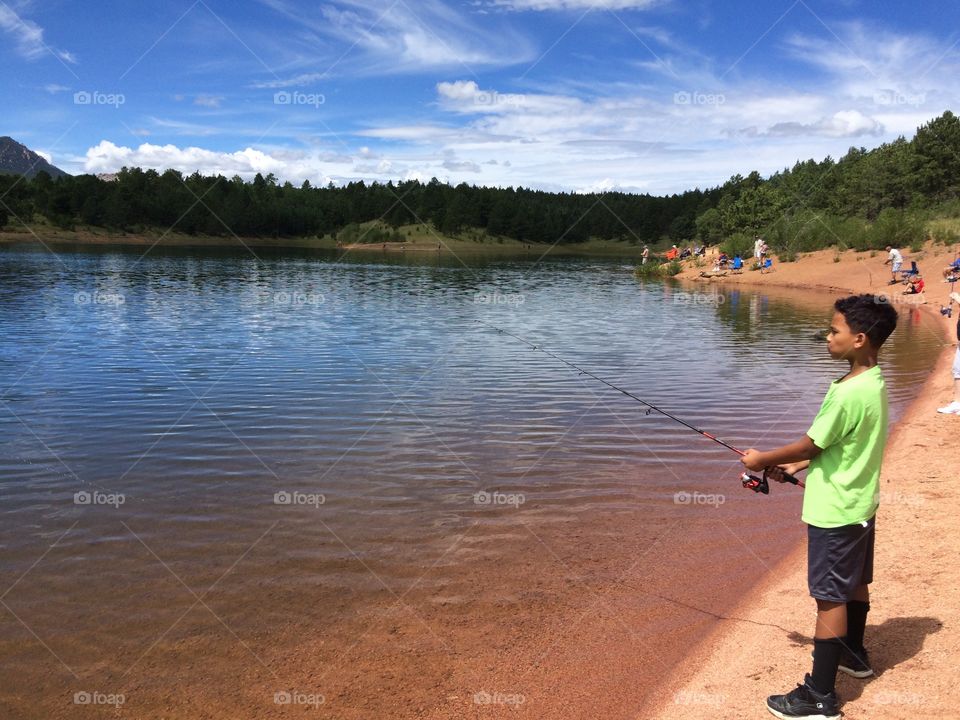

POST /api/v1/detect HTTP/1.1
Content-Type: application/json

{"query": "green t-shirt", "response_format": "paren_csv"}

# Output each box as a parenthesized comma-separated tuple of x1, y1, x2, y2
(802, 365, 888, 528)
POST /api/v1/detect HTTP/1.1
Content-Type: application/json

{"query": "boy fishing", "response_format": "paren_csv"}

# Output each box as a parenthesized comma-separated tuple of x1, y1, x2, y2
(741, 294, 898, 719)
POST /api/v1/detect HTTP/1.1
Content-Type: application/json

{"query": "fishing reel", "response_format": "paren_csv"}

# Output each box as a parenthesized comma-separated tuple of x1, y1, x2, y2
(741, 472, 769, 494)
(741, 467, 803, 495)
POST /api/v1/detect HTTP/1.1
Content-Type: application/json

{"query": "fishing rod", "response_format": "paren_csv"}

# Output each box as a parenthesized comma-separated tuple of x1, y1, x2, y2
(476, 319, 805, 493)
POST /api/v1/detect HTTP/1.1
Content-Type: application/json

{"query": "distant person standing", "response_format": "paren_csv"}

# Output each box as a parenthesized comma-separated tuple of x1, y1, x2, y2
(642, 246, 650, 264)
(884, 245, 903, 284)
(754, 236, 764, 266)
(938, 292, 960, 415)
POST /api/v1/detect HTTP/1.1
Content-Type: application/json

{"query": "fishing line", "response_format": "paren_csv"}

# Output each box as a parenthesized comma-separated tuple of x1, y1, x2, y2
(476, 319, 804, 492)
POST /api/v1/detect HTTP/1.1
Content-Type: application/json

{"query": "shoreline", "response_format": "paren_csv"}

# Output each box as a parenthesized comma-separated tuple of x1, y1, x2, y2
(0, 228, 647, 256)
(642, 243, 959, 718)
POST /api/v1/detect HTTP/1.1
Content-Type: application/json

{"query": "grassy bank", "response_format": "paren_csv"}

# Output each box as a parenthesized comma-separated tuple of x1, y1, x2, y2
(0, 220, 655, 257)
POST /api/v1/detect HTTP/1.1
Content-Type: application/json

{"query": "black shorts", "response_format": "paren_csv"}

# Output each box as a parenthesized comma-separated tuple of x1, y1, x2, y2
(807, 516, 875, 603)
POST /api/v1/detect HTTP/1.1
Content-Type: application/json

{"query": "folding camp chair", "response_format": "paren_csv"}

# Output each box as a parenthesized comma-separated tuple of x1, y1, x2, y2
(900, 260, 919, 283)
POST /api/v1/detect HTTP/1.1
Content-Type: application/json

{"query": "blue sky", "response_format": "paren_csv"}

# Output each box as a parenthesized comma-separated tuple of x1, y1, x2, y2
(3, 0, 960, 193)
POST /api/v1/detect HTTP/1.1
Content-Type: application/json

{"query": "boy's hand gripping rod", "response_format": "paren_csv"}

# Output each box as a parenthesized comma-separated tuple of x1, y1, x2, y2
(476, 320, 805, 493)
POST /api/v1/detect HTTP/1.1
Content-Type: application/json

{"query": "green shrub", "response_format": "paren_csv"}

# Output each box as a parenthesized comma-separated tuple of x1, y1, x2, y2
(662, 260, 682, 276)
(720, 232, 753, 259)
(634, 260, 682, 278)
(866, 208, 925, 251)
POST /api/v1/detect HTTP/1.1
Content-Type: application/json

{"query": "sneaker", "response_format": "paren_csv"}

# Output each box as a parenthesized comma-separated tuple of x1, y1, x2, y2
(937, 401, 960, 414)
(838, 648, 874, 678)
(766, 674, 840, 719)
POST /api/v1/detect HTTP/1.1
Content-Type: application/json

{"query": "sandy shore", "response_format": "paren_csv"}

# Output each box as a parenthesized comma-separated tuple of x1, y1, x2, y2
(644, 243, 960, 718)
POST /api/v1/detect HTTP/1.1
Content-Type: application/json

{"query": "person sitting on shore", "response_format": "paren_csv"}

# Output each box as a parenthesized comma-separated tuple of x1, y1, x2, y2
(731, 255, 743, 272)
(943, 257, 960, 281)
(938, 292, 960, 415)
(666, 245, 680, 261)
(884, 245, 903, 284)
(742, 294, 898, 720)
(903, 275, 924, 295)
(679, 246, 692, 260)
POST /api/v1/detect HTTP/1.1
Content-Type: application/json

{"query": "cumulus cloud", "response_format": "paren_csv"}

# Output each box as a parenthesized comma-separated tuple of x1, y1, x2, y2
(79, 139, 482, 188)
(84, 141, 290, 178)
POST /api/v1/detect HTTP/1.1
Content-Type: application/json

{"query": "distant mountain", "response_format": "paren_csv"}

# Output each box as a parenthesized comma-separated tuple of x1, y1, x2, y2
(0, 136, 69, 179)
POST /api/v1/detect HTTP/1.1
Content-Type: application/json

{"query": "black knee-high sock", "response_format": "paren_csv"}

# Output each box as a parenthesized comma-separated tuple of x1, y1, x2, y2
(811, 637, 843, 694)
(846, 600, 870, 653)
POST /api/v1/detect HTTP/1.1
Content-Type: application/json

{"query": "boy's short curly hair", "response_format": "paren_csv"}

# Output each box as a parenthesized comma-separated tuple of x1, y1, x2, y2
(834, 294, 898, 348)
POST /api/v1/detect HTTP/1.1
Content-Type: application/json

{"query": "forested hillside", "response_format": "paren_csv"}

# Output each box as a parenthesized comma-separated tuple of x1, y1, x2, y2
(3, 112, 960, 254)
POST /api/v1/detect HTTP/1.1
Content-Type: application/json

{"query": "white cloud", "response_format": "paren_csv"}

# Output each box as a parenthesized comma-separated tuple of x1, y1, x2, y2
(84, 141, 288, 177)
(0, 4, 74, 63)
(739, 110, 884, 139)
(254, 0, 535, 77)
(250, 72, 327, 89)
